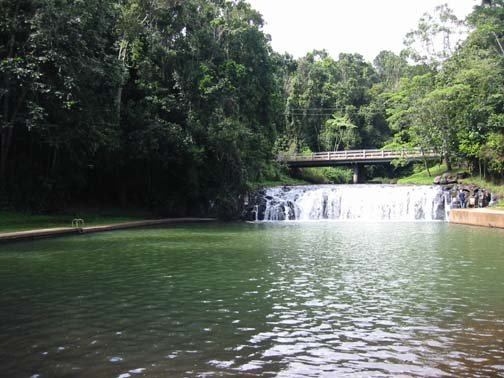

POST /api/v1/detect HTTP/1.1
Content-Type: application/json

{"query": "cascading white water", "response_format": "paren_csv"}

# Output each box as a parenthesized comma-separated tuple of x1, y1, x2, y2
(259, 185, 447, 221)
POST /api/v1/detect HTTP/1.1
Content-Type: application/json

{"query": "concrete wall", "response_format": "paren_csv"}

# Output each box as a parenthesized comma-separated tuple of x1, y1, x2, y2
(450, 208, 504, 229)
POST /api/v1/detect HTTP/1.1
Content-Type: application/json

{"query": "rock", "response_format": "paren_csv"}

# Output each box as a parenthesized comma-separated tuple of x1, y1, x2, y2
(442, 184, 455, 191)
(443, 173, 459, 184)
(286, 202, 296, 220)
(434, 173, 458, 185)
(241, 189, 268, 220)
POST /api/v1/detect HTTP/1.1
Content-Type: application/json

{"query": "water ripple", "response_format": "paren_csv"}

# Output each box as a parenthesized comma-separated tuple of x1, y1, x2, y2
(0, 222, 503, 377)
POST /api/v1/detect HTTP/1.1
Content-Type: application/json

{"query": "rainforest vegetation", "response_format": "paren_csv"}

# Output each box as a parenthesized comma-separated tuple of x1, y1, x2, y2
(1, 0, 503, 218)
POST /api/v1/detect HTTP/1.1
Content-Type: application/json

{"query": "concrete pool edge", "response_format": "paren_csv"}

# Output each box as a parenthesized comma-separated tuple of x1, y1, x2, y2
(3, 211, 503, 243)
(0, 218, 217, 244)
(450, 208, 504, 229)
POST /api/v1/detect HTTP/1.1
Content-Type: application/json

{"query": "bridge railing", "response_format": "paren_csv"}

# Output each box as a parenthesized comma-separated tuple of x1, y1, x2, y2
(278, 148, 439, 162)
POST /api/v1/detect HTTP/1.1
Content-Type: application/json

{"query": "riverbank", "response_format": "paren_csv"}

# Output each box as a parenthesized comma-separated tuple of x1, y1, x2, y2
(0, 218, 216, 244)
(398, 164, 504, 193)
(450, 208, 504, 229)
(397, 164, 504, 206)
(0, 210, 151, 233)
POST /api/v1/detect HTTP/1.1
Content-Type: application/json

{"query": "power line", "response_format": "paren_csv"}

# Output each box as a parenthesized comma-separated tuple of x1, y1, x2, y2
(286, 108, 340, 110)
(283, 113, 336, 116)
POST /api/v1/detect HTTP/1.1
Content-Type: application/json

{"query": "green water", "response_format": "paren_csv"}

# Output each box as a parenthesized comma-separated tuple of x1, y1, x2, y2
(0, 222, 503, 377)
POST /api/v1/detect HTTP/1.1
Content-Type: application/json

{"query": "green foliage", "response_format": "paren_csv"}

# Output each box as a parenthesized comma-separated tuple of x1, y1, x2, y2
(1, 0, 503, 218)
(319, 167, 353, 184)
(384, 2, 504, 180)
(403, 4, 468, 67)
(321, 114, 359, 151)
(458, 176, 504, 196)
(0, 0, 281, 218)
(373, 50, 409, 90)
(282, 50, 384, 153)
(247, 163, 308, 190)
(295, 166, 352, 185)
(481, 132, 504, 174)
(397, 163, 504, 196)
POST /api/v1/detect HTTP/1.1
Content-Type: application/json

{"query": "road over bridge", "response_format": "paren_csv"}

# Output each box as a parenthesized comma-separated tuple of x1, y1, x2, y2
(278, 148, 441, 183)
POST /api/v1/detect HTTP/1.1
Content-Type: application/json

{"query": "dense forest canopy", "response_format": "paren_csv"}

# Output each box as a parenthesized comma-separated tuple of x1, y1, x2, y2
(1, 0, 503, 217)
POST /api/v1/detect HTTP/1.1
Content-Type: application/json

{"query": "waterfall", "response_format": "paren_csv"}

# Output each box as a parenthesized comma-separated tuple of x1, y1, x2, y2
(250, 185, 447, 221)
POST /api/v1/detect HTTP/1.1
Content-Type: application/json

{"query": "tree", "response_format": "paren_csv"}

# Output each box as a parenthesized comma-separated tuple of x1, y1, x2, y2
(1, 0, 120, 193)
(480, 132, 504, 175)
(467, 0, 504, 57)
(385, 0, 504, 179)
(0, 0, 38, 181)
(411, 84, 470, 171)
(283, 51, 382, 153)
(404, 4, 469, 67)
(373, 50, 408, 90)
(321, 114, 359, 151)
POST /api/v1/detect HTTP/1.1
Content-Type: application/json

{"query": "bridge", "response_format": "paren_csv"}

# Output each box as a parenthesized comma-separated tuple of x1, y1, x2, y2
(278, 148, 441, 183)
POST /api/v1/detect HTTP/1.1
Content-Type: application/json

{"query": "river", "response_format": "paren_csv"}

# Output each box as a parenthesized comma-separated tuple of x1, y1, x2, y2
(0, 217, 503, 377)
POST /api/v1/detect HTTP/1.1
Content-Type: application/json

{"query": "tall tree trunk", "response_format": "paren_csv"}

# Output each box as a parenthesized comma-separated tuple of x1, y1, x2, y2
(0, 127, 14, 180)
(116, 40, 128, 126)
(442, 118, 452, 171)
(423, 155, 431, 177)
(444, 152, 452, 172)
(1, 88, 28, 181)
(50, 146, 58, 173)
(116, 86, 123, 124)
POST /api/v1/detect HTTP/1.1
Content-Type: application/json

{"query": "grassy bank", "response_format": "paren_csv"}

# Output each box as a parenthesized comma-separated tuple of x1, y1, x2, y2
(295, 167, 353, 185)
(247, 163, 312, 190)
(397, 164, 454, 185)
(248, 163, 353, 190)
(248, 175, 308, 190)
(397, 163, 504, 205)
(0, 210, 145, 233)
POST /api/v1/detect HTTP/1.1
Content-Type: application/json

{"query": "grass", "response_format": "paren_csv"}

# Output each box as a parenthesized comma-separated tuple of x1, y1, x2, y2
(249, 163, 353, 189)
(248, 169, 310, 190)
(397, 163, 504, 206)
(457, 177, 504, 208)
(249, 176, 308, 190)
(397, 164, 456, 185)
(458, 177, 504, 196)
(299, 167, 353, 185)
(0, 210, 144, 233)
(293, 167, 329, 184)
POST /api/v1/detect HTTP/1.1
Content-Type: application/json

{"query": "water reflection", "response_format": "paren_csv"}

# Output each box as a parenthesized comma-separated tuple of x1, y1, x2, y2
(0, 222, 503, 377)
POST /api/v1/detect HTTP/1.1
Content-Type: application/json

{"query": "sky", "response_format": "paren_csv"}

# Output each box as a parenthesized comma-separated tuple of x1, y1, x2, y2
(246, 0, 479, 62)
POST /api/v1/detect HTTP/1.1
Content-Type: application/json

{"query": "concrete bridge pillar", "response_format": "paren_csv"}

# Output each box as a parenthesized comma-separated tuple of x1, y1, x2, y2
(352, 164, 361, 184)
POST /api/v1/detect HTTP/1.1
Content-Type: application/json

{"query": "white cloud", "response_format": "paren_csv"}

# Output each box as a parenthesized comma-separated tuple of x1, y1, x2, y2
(247, 0, 478, 62)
